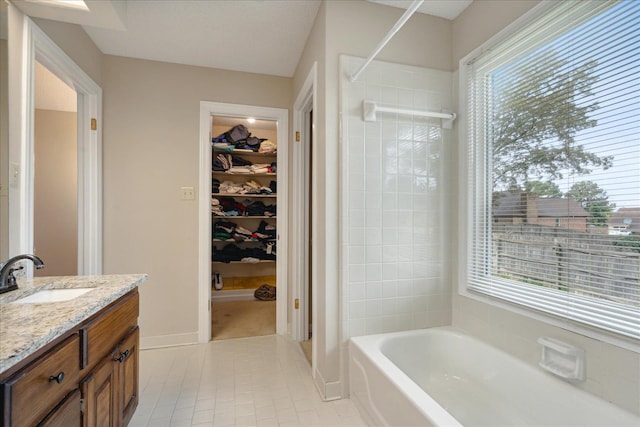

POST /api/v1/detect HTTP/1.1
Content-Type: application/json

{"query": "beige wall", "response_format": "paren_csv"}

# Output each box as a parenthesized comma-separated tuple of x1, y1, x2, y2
(101, 55, 291, 346)
(451, 0, 639, 415)
(33, 109, 77, 276)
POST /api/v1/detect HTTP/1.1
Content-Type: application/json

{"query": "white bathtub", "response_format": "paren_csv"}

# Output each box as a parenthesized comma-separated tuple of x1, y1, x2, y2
(349, 327, 639, 426)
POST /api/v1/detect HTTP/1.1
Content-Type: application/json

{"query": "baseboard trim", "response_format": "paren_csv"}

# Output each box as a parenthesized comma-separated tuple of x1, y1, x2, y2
(141, 332, 199, 350)
(211, 289, 255, 301)
(313, 368, 343, 401)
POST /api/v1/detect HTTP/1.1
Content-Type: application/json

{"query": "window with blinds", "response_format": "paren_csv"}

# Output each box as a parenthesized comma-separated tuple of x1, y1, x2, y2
(463, 0, 639, 340)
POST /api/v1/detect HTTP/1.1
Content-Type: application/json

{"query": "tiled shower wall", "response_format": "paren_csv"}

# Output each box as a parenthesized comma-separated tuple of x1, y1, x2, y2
(339, 56, 453, 348)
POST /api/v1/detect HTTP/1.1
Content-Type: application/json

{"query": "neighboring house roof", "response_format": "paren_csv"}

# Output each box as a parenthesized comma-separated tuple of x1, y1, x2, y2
(609, 207, 640, 233)
(493, 192, 590, 218)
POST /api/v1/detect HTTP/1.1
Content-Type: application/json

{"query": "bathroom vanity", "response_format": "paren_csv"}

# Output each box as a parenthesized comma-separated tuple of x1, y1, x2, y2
(0, 274, 147, 426)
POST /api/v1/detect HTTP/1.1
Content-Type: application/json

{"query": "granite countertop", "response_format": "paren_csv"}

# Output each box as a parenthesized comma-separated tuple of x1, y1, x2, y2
(0, 274, 147, 374)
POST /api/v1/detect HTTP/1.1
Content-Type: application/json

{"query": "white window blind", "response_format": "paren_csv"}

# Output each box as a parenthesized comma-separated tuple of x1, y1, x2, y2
(465, 0, 640, 340)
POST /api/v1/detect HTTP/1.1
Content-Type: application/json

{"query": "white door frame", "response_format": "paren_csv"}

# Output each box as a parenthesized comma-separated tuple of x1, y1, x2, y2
(10, 17, 102, 274)
(292, 64, 317, 356)
(198, 101, 288, 343)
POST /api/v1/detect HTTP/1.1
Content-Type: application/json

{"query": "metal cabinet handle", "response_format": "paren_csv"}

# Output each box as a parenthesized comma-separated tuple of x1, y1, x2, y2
(114, 349, 130, 363)
(48, 372, 65, 384)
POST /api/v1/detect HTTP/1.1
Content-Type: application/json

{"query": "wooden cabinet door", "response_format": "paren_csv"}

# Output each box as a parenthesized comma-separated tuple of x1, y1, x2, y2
(39, 389, 82, 427)
(81, 352, 118, 427)
(116, 327, 139, 427)
(3, 334, 81, 427)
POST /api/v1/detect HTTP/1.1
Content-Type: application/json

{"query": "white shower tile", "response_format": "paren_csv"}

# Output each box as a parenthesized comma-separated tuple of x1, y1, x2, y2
(365, 245, 382, 263)
(349, 227, 365, 245)
(365, 264, 382, 282)
(398, 262, 413, 279)
(365, 85, 382, 102)
(383, 157, 398, 176)
(382, 263, 397, 281)
(349, 264, 366, 282)
(349, 172, 365, 191)
(382, 245, 398, 263)
(348, 135, 364, 157)
(349, 282, 366, 300)
(382, 228, 398, 244)
(365, 210, 382, 229)
(349, 209, 366, 226)
(398, 178, 413, 196)
(366, 281, 382, 299)
(349, 191, 365, 211)
(397, 89, 413, 107)
(397, 229, 413, 245)
(381, 297, 398, 316)
(350, 301, 366, 319)
(398, 280, 413, 297)
(366, 300, 382, 317)
(365, 317, 382, 334)
(396, 297, 416, 314)
(364, 172, 382, 194)
(365, 227, 382, 245)
(349, 246, 365, 265)
(381, 281, 398, 298)
(350, 318, 367, 337)
(365, 192, 382, 212)
(381, 193, 398, 212)
(381, 86, 398, 104)
(413, 178, 429, 194)
(381, 211, 398, 227)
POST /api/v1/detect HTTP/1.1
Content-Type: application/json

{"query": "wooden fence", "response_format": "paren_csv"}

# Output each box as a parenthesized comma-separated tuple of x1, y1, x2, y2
(492, 224, 639, 306)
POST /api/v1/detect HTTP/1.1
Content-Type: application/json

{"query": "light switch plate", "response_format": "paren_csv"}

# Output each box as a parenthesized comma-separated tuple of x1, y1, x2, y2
(180, 186, 195, 200)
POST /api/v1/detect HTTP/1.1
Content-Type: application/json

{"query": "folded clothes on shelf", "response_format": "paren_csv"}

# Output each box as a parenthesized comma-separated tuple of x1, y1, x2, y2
(213, 220, 276, 243)
(212, 243, 276, 263)
(211, 197, 276, 217)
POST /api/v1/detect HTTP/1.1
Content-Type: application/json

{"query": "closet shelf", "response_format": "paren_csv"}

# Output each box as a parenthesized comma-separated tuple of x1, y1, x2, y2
(212, 148, 276, 158)
(211, 215, 276, 219)
(212, 171, 276, 177)
(212, 239, 276, 243)
(211, 260, 276, 264)
(213, 193, 276, 198)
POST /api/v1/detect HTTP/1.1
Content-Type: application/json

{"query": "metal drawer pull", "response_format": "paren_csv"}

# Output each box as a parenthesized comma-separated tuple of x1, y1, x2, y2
(48, 372, 65, 384)
(114, 349, 130, 363)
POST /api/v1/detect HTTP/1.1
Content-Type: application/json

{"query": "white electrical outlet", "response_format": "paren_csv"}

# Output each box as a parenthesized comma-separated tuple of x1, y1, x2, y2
(180, 186, 195, 200)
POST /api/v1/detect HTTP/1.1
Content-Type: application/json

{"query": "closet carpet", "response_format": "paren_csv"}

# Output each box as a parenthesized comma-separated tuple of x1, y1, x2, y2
(212, 299, 276, 340)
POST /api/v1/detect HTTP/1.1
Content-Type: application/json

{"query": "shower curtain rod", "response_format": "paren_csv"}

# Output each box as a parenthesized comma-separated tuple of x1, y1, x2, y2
(362, 100, 457, 129)
(349, 0, 425, 82)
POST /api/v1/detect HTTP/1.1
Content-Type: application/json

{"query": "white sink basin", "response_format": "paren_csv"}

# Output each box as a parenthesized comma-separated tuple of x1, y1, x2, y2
(12, 288, 94, 304)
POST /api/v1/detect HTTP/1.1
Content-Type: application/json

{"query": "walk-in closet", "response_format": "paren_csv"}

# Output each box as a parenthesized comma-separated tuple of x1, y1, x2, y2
(210, 115, 279, 340)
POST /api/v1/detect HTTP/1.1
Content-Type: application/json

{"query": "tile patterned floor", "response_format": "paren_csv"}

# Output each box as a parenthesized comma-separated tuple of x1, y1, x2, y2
(129, 335, 367, 427)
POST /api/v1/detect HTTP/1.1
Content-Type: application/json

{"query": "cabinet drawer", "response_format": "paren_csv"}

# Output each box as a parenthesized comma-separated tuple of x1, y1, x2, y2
(3, 334, 80, 427)
(81, 291, 138, 371)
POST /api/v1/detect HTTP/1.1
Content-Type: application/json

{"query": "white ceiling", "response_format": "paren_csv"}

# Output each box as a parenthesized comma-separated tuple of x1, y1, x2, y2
(15, 0, 472, 78)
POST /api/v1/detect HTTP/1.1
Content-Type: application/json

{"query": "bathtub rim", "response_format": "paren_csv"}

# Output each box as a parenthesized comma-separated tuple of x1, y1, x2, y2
(349, 325, 640, 426)
(349, 326, 465, 426)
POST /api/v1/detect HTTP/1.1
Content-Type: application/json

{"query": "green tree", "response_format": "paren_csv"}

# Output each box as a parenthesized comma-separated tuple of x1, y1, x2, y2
(491, 51, 612, 190)
(523, 180, 563, 197)
(566, 181, 615, 225)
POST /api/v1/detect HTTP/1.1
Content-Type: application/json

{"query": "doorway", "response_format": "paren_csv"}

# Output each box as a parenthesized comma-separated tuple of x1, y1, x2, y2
(299, 107, 313, 363)
(10, 20, 102, 275)
(33, 61, 78, 276)
(292, 62, 317, 368)
(210, 115, 278, 340)
(198, 101, 288, 343)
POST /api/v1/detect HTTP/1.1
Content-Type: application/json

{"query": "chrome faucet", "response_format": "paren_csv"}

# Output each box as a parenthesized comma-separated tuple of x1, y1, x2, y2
(0, 254, 45, 294)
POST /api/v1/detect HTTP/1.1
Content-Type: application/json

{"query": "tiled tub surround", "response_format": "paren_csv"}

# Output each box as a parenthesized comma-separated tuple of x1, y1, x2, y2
(0, 274, 147, 372)
(339, 56, 453, 344)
